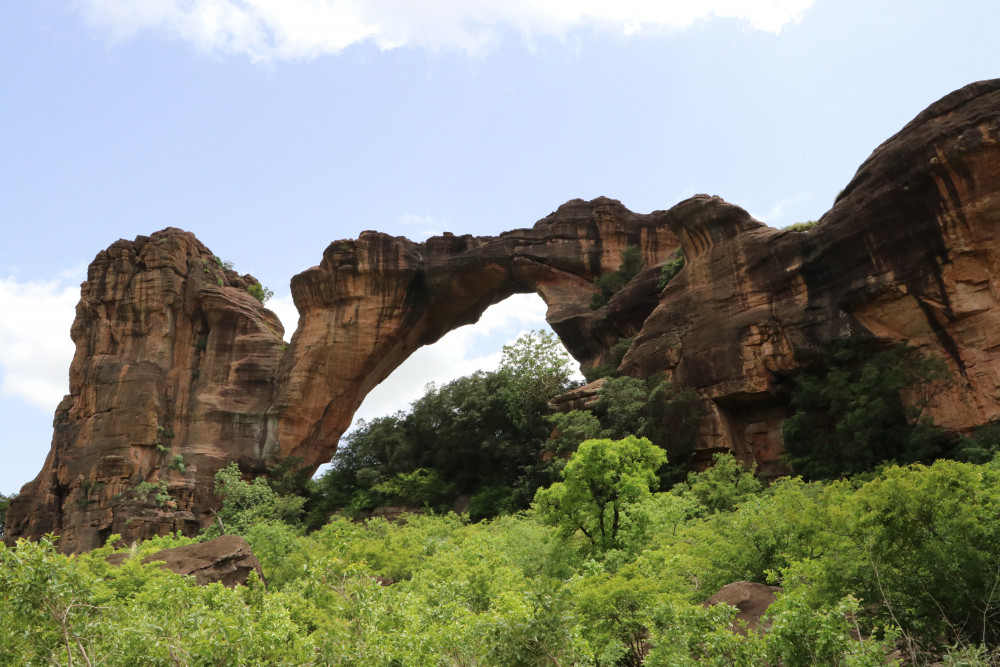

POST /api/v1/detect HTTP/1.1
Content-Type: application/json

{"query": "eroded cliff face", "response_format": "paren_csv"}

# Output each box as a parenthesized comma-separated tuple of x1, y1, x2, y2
(6, 80, 1000, 552)
(6, 199, 680, 552)
(623, 80, 1000, 476)
(3, 231, 288, 552)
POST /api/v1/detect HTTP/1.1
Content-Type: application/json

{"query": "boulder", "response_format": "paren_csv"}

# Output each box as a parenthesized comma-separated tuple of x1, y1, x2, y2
(703, 581, 782, 633)
(107, 535, 264, 587)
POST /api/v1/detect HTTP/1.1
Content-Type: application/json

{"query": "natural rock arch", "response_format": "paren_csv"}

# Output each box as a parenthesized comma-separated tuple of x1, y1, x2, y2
(8, 79, 1000, 553)
(5, 197, 681, 552)
(270, 197, 681, 470)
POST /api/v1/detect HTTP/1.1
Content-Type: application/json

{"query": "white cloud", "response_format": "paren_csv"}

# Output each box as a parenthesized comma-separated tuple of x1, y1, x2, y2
(0, 277, 80, 411)
(78, 0, 814, 60)
(749, 192, 813, 226)
(265, 292, 299, 341)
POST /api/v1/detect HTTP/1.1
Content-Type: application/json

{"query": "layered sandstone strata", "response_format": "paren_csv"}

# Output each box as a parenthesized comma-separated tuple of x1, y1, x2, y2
(6, 199, 679, 552)
(6, 79, 1000, 551)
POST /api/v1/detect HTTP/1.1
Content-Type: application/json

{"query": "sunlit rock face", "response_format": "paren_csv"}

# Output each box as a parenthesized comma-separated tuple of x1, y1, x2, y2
(3, 230, 287, 552)
(5, 199, 679, 553)
(6, 79, 1000, 552)
(623, 80, 1000, 477)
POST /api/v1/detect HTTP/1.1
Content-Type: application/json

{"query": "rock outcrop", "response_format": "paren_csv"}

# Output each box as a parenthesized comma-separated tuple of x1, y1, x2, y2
(6, 79, 1000, 552)
(703, 581, 782, 634)
(6, 199, 680, 552)
(107, 535, 264, 587)
(4, 231, 287, 552)
(623, 79, 1000, 476)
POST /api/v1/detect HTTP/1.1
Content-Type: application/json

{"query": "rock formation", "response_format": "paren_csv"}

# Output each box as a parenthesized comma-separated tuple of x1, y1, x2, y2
(703, 581, 782, 634)
(6, 79, 1000, 552)
(107, 535, 265, 587)
(623, 79, 1000, 476)
(4, 232, 287, 552)
(6, 199, 680, 552)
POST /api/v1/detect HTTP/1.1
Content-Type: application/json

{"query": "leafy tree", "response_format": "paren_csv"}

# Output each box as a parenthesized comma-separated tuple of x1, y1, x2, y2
(534, 436, 667, 551)
(782, 339, 950, 479)
(205, 462, 305, 537)
(673, 452, 762, 517)
(496, 329, 575, 427)
(371, 468, 456, 512)
(594, 375, 703, 483)
(546, 410, 602, 457)
(952, 420, 1000, 463)
(310, 330, 576, 522)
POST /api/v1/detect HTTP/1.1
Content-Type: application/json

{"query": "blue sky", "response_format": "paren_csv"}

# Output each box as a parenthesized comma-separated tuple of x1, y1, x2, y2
(2, 0, 998, 494)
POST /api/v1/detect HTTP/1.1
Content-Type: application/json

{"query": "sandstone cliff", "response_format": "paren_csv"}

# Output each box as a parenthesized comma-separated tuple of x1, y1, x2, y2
(6, 79, 1000, 552)
(6, 199, 680, 552)
(623, 80, 1000, 476)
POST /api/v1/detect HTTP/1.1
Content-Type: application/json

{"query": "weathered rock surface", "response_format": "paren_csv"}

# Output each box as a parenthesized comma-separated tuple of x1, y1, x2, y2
(7, 199, 680, 552)
(623, 79, 1000, 476)
(6, 79, 1000, 552)
(4, 230, 287, 552)
(272, 198, 679, 467)
(107, 535, 264, 587)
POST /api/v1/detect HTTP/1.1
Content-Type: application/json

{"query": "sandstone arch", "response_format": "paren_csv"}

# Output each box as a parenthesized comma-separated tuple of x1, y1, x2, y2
(8, 80, 1000, 553)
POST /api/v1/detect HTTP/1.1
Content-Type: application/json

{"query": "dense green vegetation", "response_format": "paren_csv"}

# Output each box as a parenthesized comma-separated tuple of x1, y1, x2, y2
(783, 339, 952, 479)
(4, 333, 998, 665)
(307, 331, 578, 525)
(5, 453, 1000, 665)
(785, 220, 819, 232)
(0, 492, 11, 541)
(655, 249, 685, 290)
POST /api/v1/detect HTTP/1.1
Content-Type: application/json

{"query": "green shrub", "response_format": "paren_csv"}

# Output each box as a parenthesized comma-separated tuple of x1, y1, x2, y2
(784, 220, 819, 232)
(952, 420, 1000, 463)
(134, 481, 171, 507)
(656, 248, 685, 290)
(581, 336, 635, 382)
(246, 281, 273, 304)
(782, 338, 950, 479)
(591, 245, 644, 309)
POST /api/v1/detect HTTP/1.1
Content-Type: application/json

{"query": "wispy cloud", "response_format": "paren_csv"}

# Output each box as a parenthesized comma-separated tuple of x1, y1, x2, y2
(398, 213, 443, 240)
(0, 276, 79, 411)
(78, 0, 813, 61)
(750, 192, 813, 226)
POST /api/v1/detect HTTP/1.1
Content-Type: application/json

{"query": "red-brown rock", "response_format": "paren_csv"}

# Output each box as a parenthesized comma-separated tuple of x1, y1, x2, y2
(704, 581, 782, 633)
(4, 230, 287, 552)
(6, 80, 1000, 551)
(623, 79, 1000, 477)
(108, 535, 264, 587)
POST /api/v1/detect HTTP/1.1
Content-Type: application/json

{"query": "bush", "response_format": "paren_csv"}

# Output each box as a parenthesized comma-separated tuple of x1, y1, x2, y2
(656, 248, 685, 290)
(591, 245, 644, 309)
(246, 282, 273, 304)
